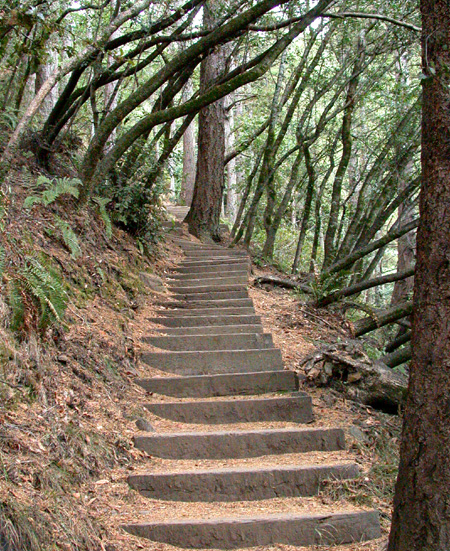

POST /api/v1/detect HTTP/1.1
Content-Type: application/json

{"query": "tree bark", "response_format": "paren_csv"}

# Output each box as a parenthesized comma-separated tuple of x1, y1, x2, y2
(292, 142, 315, 272)
(301, 340, 407, 413)
(322, 35, 365, 268)
(185, 0, 227, 240)
(324, 218, 419, 276)
(354, 301, 412, 337)
(385, 331, 411, 354)
(382, 344, 411, 369)
(316, 267, 415, 308)
(388, 1, 450, 549)
(181, 80, 196, 206)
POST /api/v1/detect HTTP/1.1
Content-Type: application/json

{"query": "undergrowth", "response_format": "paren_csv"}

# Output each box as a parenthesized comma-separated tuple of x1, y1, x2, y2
(0, 165, 166, 550)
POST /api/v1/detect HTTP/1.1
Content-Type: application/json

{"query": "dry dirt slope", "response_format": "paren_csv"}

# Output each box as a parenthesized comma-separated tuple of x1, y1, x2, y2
(0, 199, 399, 551)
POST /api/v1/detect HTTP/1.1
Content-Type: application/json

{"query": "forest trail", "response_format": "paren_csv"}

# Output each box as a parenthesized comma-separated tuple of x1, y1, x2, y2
(122, 206, 381, 549)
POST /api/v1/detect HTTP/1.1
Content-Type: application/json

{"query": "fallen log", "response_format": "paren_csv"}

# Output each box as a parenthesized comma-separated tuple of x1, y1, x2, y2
(353, 301, 412, 337)
(300, 339, 408, 413)
(385, 331, 411, 353)
(324, 218, 419, 276)
(315, 268, 415, 307)
(382, 344, 411, 368)
(253, 275, 312, 294)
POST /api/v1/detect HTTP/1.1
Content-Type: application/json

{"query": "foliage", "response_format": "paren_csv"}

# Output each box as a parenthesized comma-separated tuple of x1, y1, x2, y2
(23, 175, 80, 208)
(1, 188, 68, 337)
(5, 255, 68, 335)
(53, 216, 81, 259)
(92, 196, 113, 239)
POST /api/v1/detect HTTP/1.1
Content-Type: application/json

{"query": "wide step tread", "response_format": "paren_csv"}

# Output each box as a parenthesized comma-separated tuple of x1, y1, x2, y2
(123, 510, 381, 549)
(143, 332, 273, 351)
(135, 370, 298, 397)
(141, 348, 283, 375)
(128, 462, 359, 502)
(144, 394, 313, 424)
(134, 427, 346, 459)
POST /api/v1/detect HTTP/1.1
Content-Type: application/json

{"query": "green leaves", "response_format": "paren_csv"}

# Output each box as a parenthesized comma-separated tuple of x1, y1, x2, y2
(24, 176, 81, 209)
(53, 216, 81, 259)
(5, 256, 68, 335)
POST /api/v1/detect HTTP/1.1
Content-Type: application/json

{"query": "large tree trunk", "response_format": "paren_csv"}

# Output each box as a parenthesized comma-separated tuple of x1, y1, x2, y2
(387, 1, 450, 549)
(185, 1, 227, 240)
(181, 80, 196, 206)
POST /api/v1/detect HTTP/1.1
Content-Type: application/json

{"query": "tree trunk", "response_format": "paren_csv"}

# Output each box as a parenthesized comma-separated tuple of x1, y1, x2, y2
(224, 95, 240, 222)
(354, 301, 412, 337)
(262, 149, 303, 259)
(391, 162, 416, 305)
(322, 35, 365, 268)
(388, 1, 450, 549)
(292, 142, 315, 273)
(382, 344, 411, 369)
(181, 80, 196, 206)
(316, 268, 415, 308)
(35, 41, 59, 123)
(185, 1, 227, 240)
(324, 218, 419, 276)
(301, 340, 407, 413)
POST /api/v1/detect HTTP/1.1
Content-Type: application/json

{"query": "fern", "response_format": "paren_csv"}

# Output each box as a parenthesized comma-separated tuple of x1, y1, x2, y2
(24, 176, 81, 208)
(7, 279, 25, 332)
(19, 258, 68, 330)
(0, 246, 4, 279)
(92, 196, 112, 239)
(5, 257, 68, 334)
(54, 216, 81, 259)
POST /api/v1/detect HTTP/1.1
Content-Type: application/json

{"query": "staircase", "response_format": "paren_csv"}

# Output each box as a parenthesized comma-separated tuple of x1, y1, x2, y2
(123, 206, 381, 549)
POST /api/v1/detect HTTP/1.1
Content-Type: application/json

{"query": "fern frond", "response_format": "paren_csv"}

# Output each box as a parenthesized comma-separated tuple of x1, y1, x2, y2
(18, 258, 68, 331)
(92, 196, 113, 239)
(54, 216, 81, 259)
(24, 177, 81, 208)
(6, 279, 25, 331)
(0, 245, 4, 279)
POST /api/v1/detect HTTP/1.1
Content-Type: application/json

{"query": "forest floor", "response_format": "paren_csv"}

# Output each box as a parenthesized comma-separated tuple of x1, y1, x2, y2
(0, 175, 399, 550)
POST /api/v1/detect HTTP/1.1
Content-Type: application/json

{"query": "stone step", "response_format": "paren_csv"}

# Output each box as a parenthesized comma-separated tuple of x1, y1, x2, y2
(169, 275, 249, 288)
(160, 298, 254, 309)
(123, 510, 380, 549)
(173, 290, 249, 301)
(169, 284, 248, 294)
(153, 324, 264, 336)
(135, 370, 298, 398)
(173, 239, 223, 248)
(175, 263, 249, 275)
(184, 250, 248, 258)
(134, 427, 346, 459)
(161, 307, 255, 317)
(141, 348, 283, 375)
(143, 332, 273, 351)
(128, 462, 359, 502)
(148, 314, 260, 328)
(179, 244, 232, 251)
(170, 269, 248, 280)
(180, 258, 250, 268)
(144, 394, 313, 424)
